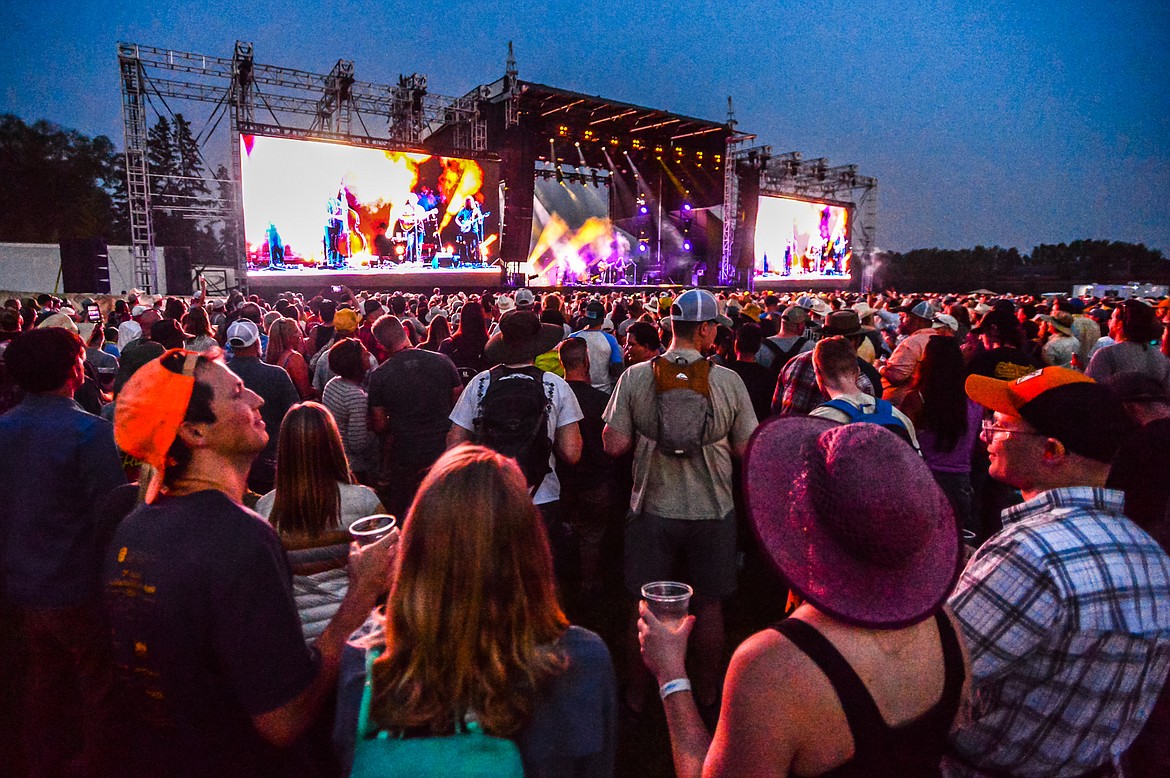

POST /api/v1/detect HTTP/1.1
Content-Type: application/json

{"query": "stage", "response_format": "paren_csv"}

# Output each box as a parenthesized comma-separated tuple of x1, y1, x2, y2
(246, 264, 505, 296)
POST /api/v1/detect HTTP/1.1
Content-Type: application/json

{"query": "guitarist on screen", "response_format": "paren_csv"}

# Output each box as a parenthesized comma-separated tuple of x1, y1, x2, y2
(454, 196, 490, 265)
(397, 192, 437, 264)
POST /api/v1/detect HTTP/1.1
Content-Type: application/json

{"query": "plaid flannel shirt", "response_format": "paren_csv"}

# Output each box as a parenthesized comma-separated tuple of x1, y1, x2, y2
(771, 350, 874, 416)
(945, 487, 1170, 777)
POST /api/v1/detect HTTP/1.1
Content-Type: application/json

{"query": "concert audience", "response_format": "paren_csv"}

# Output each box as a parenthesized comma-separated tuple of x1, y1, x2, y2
(5, 284, 1170, 777)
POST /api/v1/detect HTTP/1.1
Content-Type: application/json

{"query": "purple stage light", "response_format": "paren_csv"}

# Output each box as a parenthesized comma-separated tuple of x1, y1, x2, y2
(638, 243, 648, 253)
(683, 240, 692, 251)
(683, 203, 692, 212)
(639, 205, 648, 215)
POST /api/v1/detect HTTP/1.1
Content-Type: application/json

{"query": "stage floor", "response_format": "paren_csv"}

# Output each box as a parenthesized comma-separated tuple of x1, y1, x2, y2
(752, 273, 853, 292)
(246, 264, 505, 295)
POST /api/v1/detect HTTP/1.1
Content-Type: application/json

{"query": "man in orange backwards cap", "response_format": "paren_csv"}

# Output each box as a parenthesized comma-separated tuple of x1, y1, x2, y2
(945, 366, 1170, 776)
(103, 350, 396, 775)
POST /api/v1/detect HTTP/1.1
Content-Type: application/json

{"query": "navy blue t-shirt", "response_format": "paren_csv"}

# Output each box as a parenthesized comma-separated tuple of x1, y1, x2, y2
(103, 490, 319, 776)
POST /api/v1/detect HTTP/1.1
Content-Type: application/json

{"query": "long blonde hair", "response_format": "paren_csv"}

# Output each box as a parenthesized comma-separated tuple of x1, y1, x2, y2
(265, 317, 303, 364)
(268, 402, 353, 536)
(371, 445, 568, 736)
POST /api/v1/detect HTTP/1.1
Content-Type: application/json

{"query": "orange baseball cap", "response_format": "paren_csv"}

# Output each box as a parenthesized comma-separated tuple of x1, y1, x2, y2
(114, 349, 201, 503)
(966, 366, 1132, 462)
(965, 366, 1093, 418)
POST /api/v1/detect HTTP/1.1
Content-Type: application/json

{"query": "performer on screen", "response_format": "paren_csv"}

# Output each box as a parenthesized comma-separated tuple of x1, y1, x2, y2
(455, 196, 486, 265)
(373, 221, 394, 264)
(397, 192, 436, 264)
(266, 222, 285, 269)
(324, 192, 346, 268)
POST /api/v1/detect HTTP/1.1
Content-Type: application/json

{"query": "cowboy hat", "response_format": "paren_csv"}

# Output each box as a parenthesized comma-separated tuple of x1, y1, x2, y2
(483, 310, 564, 365)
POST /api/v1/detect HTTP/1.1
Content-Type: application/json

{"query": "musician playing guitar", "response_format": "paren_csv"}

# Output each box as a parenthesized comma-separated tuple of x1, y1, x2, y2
(397, 192, 438, 263)
(454, 196, 490, 265)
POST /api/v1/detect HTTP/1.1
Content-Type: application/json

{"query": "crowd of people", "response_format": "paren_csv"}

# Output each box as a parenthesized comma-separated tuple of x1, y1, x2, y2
(2, 280, 1170, 777)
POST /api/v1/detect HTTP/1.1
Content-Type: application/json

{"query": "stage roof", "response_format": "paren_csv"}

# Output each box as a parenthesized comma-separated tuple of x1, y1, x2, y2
(515, 81, 732, 144)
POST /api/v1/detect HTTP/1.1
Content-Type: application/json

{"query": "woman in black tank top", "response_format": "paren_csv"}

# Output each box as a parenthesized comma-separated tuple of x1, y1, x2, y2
(639, 417, 969, 777)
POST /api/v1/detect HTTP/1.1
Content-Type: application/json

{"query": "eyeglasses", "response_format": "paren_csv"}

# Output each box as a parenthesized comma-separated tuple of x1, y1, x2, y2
(979, 420, 1048, 442)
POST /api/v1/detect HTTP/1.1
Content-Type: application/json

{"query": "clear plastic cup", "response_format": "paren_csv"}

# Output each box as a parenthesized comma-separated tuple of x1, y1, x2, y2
(348, 514, 396, 546)
(641, 581, 693, 626)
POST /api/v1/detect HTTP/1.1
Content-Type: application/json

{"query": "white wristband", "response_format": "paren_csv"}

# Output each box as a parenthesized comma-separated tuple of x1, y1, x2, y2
(659, 677, 692, 700)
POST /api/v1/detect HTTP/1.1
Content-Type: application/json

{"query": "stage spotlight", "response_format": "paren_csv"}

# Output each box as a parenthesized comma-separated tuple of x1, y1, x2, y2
(638, 242, 648, 253)
(574, 141, 580, 147)
(683, 240, 692, 251)
(639, 205, 649, 215)
(683, 202, 693, 212)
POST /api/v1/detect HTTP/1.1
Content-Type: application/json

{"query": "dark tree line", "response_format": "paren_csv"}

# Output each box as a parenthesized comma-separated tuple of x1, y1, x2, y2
(0, 115, 128, 243)
(873, 241, 1168, 293)
(0, 114, 232, 268)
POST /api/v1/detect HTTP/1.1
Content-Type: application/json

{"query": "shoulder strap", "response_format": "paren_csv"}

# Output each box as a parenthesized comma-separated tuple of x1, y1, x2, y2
(761, 339, 783, 358)
(934, 611, 966, 714)
(357, 647, 381, 739)
(771, 618, 887, 754)
(819, 398, 865, 422)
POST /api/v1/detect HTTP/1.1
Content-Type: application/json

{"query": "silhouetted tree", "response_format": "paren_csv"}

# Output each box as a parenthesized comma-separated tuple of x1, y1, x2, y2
(0, 115, 127, 242)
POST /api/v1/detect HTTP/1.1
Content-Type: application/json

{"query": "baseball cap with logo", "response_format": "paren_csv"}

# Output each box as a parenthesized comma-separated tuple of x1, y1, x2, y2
(226, 319, 260, 348)
(669, 289, 732, 327)
(965, 367, 1133, 462)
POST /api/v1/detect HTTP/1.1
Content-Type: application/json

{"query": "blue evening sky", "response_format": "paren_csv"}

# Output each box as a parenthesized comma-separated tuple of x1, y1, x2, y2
(2, 1, 1167, 253)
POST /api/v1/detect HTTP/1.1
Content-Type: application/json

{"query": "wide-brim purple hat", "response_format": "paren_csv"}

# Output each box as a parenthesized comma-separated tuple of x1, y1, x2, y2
(744, 416, 962, 629)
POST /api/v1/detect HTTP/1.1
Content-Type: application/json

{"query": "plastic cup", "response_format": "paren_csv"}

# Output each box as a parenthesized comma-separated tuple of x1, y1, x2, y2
(641, 581, 693, 626)
(349, 514, 396, 546)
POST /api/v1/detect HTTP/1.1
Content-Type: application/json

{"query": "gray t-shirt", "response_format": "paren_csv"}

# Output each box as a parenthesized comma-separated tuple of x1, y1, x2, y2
(1086, 341, 1170, 392)
(603, 348, 758, 520)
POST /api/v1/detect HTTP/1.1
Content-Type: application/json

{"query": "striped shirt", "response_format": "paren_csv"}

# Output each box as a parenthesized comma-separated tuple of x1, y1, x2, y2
(321, 377, 377, 475)
(946, 487, 1170, 777)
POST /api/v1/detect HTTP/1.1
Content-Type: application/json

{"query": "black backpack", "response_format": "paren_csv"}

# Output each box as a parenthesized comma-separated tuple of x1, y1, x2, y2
(761, 335, 810, 377)
(473, 366, 554, 492)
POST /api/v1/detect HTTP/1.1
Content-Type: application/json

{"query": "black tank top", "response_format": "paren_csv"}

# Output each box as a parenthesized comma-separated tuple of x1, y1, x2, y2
(771, 611, 964, 778)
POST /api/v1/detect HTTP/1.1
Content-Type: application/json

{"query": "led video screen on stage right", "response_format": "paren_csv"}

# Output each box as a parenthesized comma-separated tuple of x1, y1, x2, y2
(754, 194, 852, 280)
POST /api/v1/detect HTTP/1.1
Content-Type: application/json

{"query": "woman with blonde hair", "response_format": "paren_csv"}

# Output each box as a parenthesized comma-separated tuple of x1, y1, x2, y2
(256, 401, 383, 640)
(266, 316, 313, 399)
(334, 444, 616, 776)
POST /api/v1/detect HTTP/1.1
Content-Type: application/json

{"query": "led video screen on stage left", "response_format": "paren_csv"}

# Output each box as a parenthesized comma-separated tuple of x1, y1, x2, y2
(754, 194, 852, 281)
(239, 134, 499, 271)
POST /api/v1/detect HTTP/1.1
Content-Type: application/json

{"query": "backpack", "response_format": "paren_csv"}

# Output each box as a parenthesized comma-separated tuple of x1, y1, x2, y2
(761, 335, 810, 376)
(817, 398, 917, 449)
(350, 649, 524, 778)
(473, 365, 554, 492)
(651, 356, 714, 457)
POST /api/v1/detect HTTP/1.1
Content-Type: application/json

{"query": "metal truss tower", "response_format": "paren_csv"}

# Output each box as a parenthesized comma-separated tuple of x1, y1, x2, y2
(118, 44, 157, 292)
(115, 41, 487, 293)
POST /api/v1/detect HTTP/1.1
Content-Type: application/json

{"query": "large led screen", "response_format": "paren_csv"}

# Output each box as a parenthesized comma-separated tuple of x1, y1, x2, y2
(754, 195, 852, 279)
(528, 168, 628, 286)
(240, 134, 499, 269)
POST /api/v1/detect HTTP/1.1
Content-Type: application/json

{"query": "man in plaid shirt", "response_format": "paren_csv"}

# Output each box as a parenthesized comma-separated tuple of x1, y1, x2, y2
(947, 367, 1170, 777)
(771, 310, 879, 416)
